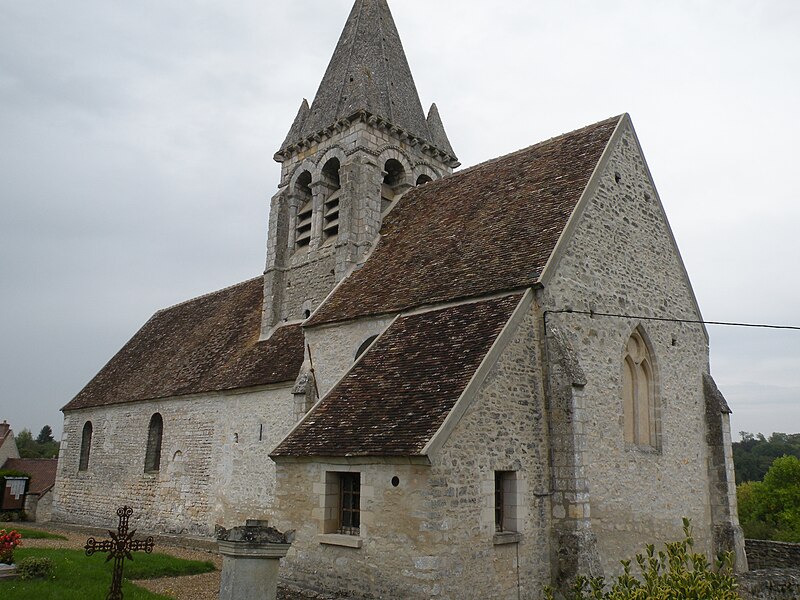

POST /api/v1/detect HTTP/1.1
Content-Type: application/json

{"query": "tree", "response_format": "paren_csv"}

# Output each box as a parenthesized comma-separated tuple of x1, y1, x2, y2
(737, 455, 800, 542)
(36, 425, 54, 444)
(732, 431, 800, 483)
(15, 426, 59, 459)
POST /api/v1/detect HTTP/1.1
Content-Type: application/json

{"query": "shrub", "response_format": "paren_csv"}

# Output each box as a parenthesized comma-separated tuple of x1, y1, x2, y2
(544, 519, 740, 600)
(16, 556, 55, 580)
(0, 529, 22, 564)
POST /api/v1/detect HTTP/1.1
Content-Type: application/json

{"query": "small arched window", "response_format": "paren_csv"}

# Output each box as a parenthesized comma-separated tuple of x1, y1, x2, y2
(416, 174, 433, 186)
(78, 421, 93, 472)
(382, 159, 406, 212)
(622, 329, 660, 449)
(355, 335, 378, 361)
(144, 413, 164, 473)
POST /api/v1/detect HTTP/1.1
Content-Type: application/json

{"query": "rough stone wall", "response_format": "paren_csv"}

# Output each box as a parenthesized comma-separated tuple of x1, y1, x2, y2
(273, 309, 552, 599)
(746, 540, 800, 570)
(304, 315, 396, 397)
(541, 121, 717, 576)
(24, 489, 53, 522)
(738, 569, 800, 600)
(0, 432, 19, 465)
(54, 386, 294, 535)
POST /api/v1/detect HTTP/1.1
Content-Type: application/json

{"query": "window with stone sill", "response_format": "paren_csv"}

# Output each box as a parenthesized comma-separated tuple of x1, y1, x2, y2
(622, 328, 662, 451)
(321, 471, 362, 537)
(494, 471, 520, 543)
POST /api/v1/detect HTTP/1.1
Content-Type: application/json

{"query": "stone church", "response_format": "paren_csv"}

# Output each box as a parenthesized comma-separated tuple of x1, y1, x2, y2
(53, 0, 746, 597)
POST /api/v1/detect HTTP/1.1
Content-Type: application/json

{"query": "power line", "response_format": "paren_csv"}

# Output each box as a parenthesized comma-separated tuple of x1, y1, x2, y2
(545, 309, 800, 331)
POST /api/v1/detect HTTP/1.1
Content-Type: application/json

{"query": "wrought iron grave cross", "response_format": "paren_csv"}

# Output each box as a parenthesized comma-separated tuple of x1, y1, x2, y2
(84, 506, 155, 600)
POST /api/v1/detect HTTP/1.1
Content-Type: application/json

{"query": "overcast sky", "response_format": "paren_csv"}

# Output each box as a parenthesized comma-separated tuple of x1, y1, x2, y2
(1, 0, 798, 441)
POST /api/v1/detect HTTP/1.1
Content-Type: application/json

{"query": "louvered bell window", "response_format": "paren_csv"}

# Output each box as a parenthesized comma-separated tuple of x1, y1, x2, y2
(295, 200, 313, 249)
(323, 191, 340, 241)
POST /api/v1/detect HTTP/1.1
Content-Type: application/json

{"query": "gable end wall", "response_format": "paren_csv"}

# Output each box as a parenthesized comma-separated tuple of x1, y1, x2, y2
(542, 121, 714, 574)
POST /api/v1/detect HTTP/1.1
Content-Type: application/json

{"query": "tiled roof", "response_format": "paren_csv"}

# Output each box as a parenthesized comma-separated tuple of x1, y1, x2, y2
(1, 458, 57, 494)
(63, 278, 305, 411)
(271, 294, 522, 458)
(307, 116, 620, 327)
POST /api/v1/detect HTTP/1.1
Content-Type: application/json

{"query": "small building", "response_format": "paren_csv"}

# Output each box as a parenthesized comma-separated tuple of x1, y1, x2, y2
(2, 458, 57, 522)
(0, 421, 19, 466)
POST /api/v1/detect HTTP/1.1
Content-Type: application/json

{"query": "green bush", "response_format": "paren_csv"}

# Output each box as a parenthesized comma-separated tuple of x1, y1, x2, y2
(544, 519, 740, 600)
(17, 556, 54, 581)
(737, 455, 800, 542)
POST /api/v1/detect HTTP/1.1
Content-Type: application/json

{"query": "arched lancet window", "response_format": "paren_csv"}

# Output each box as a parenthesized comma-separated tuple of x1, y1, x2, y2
(321, 158, 341, 242)
(144, 413, 163, 473)
(355, 335, 378, 362)
(622, 329, 660, 449)
(416, 174, 433, 186)
(382, 159, 406, 212)
(78, 421, 93, 472)
(294, 171, 313, 250)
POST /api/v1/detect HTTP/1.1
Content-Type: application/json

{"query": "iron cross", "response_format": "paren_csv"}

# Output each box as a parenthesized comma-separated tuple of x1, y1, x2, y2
(84, 506, 155, 600)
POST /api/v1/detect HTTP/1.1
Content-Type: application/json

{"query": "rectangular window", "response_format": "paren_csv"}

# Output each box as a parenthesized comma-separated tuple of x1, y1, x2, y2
(338, 472, 361, 535)
(494, 471, 518, 533)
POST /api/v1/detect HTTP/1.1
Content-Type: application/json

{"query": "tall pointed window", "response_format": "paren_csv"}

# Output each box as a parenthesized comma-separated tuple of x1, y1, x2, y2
(622, 329, 660, 449)
(78, 421, 93, 472)
(294, 171, 313, 250)
(144, 413, 163, 473)
(321, 159, 341, 243)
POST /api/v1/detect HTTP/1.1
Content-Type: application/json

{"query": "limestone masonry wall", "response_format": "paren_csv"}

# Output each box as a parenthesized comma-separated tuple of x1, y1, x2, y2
(54, 385, 294, 535)
(274, 308, 551, 599)
(304, 315, 395, 397)
(745, 539, 800, 570)
(542, 121, 716, 576)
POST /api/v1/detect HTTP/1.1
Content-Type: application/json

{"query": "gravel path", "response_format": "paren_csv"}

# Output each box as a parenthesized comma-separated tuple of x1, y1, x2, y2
(15, 522, 340, 600)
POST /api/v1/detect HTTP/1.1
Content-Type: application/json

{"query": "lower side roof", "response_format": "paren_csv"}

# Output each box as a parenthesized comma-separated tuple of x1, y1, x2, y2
(271, 293, 524, 458)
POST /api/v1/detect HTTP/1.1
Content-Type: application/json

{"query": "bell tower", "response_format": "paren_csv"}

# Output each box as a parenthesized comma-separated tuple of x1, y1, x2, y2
(261, 0, 459, 335)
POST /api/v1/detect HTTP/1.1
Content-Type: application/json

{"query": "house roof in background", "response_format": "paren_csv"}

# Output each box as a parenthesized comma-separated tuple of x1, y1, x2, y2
(1, 458, 58, 495)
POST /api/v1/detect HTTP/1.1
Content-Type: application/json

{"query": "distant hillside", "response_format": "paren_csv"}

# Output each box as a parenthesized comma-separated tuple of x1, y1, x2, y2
(733, 432, 800, 484)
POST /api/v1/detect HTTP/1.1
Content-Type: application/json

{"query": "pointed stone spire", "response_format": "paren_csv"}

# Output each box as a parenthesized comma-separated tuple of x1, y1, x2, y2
(298, 0, 431, 143)
(280, 99, 310, 151)
(426, 103, 457, 163)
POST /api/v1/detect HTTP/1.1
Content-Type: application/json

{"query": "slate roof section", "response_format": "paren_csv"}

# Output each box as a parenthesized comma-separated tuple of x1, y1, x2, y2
(271, 294, 522, 458)
(1, 458, 57, 495)
(63, 278, 305, 411)
(307, 115, 621, 327)
(281, 0, 453, 157)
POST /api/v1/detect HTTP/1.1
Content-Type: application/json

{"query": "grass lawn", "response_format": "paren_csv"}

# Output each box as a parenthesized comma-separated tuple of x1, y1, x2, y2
(13, 527, 68, 540)
(0, 547, 216, 599)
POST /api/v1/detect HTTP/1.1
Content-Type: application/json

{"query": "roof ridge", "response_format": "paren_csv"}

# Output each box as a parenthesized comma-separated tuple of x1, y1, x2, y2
(154, 276, 262, 315)
(451, 114, 623, 180)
